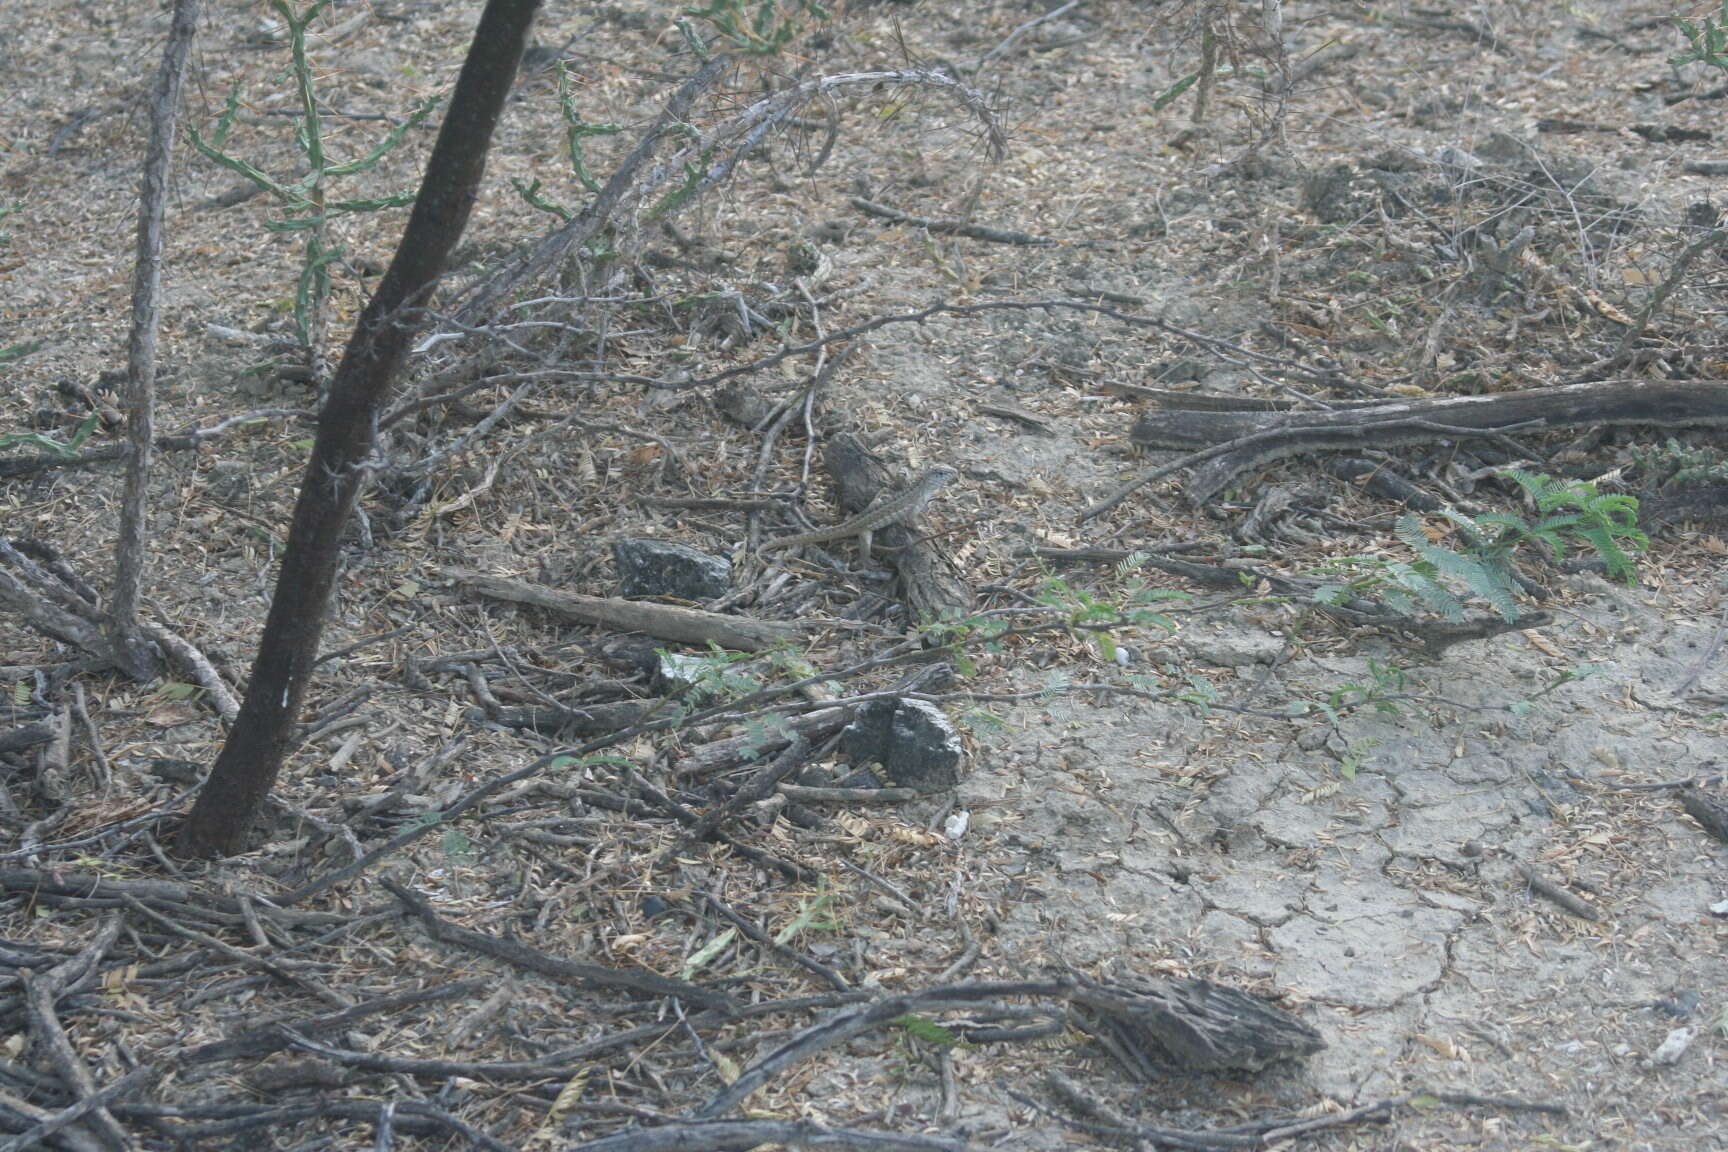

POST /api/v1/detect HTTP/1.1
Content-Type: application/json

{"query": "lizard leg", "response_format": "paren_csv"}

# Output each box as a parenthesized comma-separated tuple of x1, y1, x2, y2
(858, 528, 873, 567)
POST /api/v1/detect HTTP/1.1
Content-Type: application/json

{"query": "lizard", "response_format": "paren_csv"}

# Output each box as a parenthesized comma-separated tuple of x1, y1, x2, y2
(759, 465, 959, 566)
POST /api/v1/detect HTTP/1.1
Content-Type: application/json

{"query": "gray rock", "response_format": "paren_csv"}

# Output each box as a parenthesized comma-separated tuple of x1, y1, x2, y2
(840, 697, 965, 793)
(613, 538, 731, 601)
(206, 459, 251, 502)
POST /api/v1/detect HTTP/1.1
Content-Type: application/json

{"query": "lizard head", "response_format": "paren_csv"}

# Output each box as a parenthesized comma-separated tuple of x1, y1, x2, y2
(925, 464, 961, 489)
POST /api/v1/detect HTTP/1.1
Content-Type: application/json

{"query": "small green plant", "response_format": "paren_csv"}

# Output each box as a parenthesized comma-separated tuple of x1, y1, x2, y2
(1508, 663, 1606, 717)
(1315, 470, 1646, 624)
(1142, 2, 1276, 127)
(773, 887, 840, 944)
(659, 642, 826, 705)
(923, 555, 1187, 675)
(891, 1015, 963, 1047)
(1334, 738, 1380, 782)
(1632, 437, 1728, 488)
(676, 0, 830, 58)
(511, 65, 621, 221)
(1034, 552, 1189, 663)
(1314, 661, 1408, 725)
(189, 0, 440, 366)
(0, 412, 99, 458)
(1673, 1, 1728, 73)
(0, 340, 43, 366)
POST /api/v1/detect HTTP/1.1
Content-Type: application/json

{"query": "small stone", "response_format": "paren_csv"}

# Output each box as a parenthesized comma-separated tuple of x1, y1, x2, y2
(206, 459, 251, 502)
(612, 538, 731, 601)
(1646, 1026, 1696, 1068)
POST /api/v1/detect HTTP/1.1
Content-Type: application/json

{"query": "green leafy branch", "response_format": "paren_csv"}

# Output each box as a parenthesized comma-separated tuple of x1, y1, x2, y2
(676, 0, 831, 59)
(0, 412, 99, 458)
(187, 0, 440, 356)
(1313, 470, 1646, 626)
(511, 65, 621, 221)
(1673, 1, 1728, 72)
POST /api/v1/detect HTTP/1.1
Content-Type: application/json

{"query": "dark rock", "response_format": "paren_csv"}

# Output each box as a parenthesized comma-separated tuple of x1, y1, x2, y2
(613, 538, 731, 602)
(840, 697, 964, 793)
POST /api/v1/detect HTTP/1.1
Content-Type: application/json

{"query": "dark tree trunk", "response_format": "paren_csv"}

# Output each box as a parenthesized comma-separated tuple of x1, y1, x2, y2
(180, 0, 543, 857)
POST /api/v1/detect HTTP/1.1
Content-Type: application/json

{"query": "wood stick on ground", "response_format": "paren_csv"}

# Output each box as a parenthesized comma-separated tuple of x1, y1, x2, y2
(450, 569, 802, 652)
(850, 196, 1054, 246)
(119, 896, 353, 1008)
(567, 1119, 970, 1152)
(382, 878, 737, 1011)
(0, 1065, 155, 1152)
(1108, 378, 1728, 510)
(20, 916, 129, 1152)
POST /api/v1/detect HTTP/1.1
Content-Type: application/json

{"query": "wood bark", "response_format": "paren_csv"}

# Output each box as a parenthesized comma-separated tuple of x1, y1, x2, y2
(1129, 379, 1728, 504)
(180, 0, 544, 857)
(109, 0, 201, 681)
(451, 570, 802, 652)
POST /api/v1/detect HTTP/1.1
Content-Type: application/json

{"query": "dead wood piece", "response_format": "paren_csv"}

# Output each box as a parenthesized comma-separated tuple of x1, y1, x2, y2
(1025, 545, 1247, 588)
(180, 979, 487, 1066)
(0, 1065, 155, 1152)
(118, 896, 351, 1008)
(704, 892, 850, 993)
(566, 1119, 970, 1152)
(1068, 971, 1325, 1075)
(850, 196, 1053, 246)
(112, 1099, 511, 1152)
(1324, 457, 1444, 511)
(1679, 787, 1728, 844)
(138, 621, 239, 722)
(0, 1087, 111, 1152)
(697, 975, 1319, 1121)
(20, 916, 128, 1152)
(823, 435, 973, 622)
(0, 721, 57, 757)
(1104, 384, 1385, 412)
(672, 707, 853, 779)
(674, 734, 812, 852)
(465, 698, 659, 735)
(0, 411, 309, 479)
(1642, 482, 1728, 528)
(0, 565, 115, 665)
(383, 878, 736, 1011)
(973, 402, 1056, 435)
(0, 869, 195, 908)
(1513, 861, 1600, 921)
(450, 569, 800, 652)
(1122, 379, 1728, 507)
(1537, 117, 1713, 142)
(776, 784, 919, 803)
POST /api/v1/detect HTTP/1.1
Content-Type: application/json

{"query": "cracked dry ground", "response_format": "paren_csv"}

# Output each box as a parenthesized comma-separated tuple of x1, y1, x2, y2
(970, 582, 1727, 1147)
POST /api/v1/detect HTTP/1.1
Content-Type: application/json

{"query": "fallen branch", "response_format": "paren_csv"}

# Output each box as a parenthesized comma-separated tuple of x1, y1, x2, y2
(850, 197, 1054, 246)
(450, 569, 802, 652)
(1090, 379, 1728, 513)
(697, 974, 1320, 1119)
(568, 1120, 970, 1152)
(0, 409, 310, 479)
(0, 1064, 156, 1152)
(383, 878, 737, 1011)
